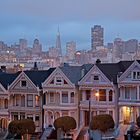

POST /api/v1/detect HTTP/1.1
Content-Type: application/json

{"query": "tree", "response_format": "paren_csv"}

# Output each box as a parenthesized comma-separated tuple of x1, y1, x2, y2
(8, 119, 35, 140)
(91, 114, 115, 133)
(54, 116, 76, 138)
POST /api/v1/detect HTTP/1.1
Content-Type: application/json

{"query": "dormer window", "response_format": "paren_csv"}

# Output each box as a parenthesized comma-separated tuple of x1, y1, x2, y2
(94, 75, 99, 81)
(56, 77, 62, 85)
(21, 80, 27, 87)
(132, 71, 140, 80)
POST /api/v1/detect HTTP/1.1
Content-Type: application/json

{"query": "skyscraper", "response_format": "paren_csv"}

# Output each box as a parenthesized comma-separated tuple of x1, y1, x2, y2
(56, 27, 62, 57)
(19, 39, 27, 51)
(91, 25, 104, 50)
(66, 41, 76, 60)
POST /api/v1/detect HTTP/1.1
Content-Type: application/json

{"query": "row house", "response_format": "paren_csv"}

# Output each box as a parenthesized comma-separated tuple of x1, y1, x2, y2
(0, 60, 140, 134)
(42, 67, 80, 128)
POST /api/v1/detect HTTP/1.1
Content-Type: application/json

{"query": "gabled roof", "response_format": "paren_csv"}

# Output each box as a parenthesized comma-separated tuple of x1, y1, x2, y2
(60, 64, 93, 85)
(96, 61, 134, 84)
(0, 71, 21, 89)
(24, 68, 55, 88)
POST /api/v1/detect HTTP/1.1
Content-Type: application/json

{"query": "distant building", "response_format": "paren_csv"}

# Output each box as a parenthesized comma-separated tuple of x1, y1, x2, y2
(113, 38, 124, 59)
(56, 28, 62, 57)
(91, 25, 104, 50)
(32, 38, 42, 54)
(66, 41, 76, 60)
(19, 38, 27, 51)
(125, 39, 138, 53)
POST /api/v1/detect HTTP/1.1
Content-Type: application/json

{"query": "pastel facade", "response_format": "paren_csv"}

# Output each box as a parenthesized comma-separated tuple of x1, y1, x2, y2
(0, 60, 140, 134)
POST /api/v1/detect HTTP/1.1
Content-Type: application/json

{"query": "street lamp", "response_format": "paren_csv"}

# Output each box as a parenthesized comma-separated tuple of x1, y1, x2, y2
(88, 91, 99, 140)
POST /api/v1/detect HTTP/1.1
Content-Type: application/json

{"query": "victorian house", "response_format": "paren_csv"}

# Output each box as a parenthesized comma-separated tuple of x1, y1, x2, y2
(0, 60, 140, 136)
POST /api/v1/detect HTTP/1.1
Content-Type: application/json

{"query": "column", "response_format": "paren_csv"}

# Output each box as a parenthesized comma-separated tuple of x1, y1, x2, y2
(33, 94, 35, 107)
(82, 90, 86, 101)
(25, 94, 27, 107)
(18, 112, 20, 120)
(137, 85, 139, 100)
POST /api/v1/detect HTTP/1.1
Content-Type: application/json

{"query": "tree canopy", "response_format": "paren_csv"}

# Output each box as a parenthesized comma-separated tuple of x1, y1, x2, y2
(8, 119, 35, 136)
(54, 116, 76, 133)
(91, 114, 115, 132)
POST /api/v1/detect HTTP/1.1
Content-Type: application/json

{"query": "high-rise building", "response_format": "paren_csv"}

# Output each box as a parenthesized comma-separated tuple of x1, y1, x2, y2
(125, 39, 138, 53)
(32, 38, 42, 54)
(56, 28, 62, 57)
(91, 25, 104, 50)
(66, 41, 76, 60)
(19, 39, 27, 51)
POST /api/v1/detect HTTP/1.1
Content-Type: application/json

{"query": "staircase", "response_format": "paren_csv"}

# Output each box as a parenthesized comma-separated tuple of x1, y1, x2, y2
(76, 127, 88, 140)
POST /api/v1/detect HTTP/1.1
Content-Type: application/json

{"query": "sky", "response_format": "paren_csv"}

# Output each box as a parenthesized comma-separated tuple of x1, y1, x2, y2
(0, 0, 140, 51)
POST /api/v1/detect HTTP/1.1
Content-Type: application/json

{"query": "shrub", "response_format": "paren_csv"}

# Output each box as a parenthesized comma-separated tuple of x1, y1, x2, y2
(91, 114, 115, 133)
(54, 116, 76, 133)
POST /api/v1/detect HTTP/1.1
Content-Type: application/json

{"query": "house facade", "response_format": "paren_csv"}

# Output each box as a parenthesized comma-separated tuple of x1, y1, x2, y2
(0, 60, 140, 134)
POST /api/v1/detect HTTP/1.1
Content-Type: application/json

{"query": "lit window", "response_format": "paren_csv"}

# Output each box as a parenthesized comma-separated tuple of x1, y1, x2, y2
(99, 89, 106, 101)
(35, 95, 39, 107)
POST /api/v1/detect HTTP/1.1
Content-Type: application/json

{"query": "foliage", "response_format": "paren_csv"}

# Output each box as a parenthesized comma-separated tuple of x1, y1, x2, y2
(91, 114, 115, 133)
(54, 116, 76, 133)
(8, 119, 35, 136)
(136, 116, 140, 127)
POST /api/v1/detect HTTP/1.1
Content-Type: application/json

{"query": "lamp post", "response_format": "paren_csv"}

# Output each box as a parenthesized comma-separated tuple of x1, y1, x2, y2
(88, 91, 99, 140)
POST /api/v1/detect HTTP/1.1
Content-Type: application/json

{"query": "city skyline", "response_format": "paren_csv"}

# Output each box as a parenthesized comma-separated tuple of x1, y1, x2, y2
(0, 0, 140, 50)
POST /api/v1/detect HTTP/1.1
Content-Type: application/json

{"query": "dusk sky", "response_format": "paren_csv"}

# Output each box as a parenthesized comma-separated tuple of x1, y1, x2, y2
(0, 0, 140, 51)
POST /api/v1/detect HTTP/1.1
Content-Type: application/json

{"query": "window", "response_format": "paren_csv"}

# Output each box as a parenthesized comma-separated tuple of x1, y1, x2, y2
(15, 95, 20, 106)
(50, 79, 54, 84)
(109, 90, 113, 102)
(94, 75, 99, 80)
(70, 92, 74, 103)
(27, 114, 33, 120)
(62, 92, 68, 103)
(49, 92, 54, 103)
(27, 95, 33, 107)
(56, 77, 62, 85)
(35, 115, 40, 127)
(4, 99, 8, 109)
(21, 80, 27, 87)
(21, 96, 25, 107)
(86, 90, 90, 100)
(125, 87, 130, 99)
(99, 89, 106, 101)
(99, 111, 106, 115)
(35, 95, 40, 106)
(132, 71, 140, 80)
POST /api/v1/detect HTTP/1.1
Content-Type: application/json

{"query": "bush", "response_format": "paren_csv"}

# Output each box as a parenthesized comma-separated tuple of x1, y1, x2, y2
(91, 114, 115, 133)
(54, 116, 76, 133)
(8, 119, 35, 137)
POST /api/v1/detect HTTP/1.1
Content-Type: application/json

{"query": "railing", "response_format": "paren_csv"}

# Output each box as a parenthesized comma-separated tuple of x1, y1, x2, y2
(80, 100, 115, 106)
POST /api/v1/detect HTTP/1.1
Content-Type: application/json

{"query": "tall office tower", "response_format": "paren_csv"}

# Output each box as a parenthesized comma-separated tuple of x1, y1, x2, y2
(56, 28, 62, 57)
(113, 38, 124, 58)
(125, 39, 138, 53)
(32, 38, 42, 54)
(91, 25, 104, 50)
(19, 39, 27, 51)
(66, 41, 76, 60)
